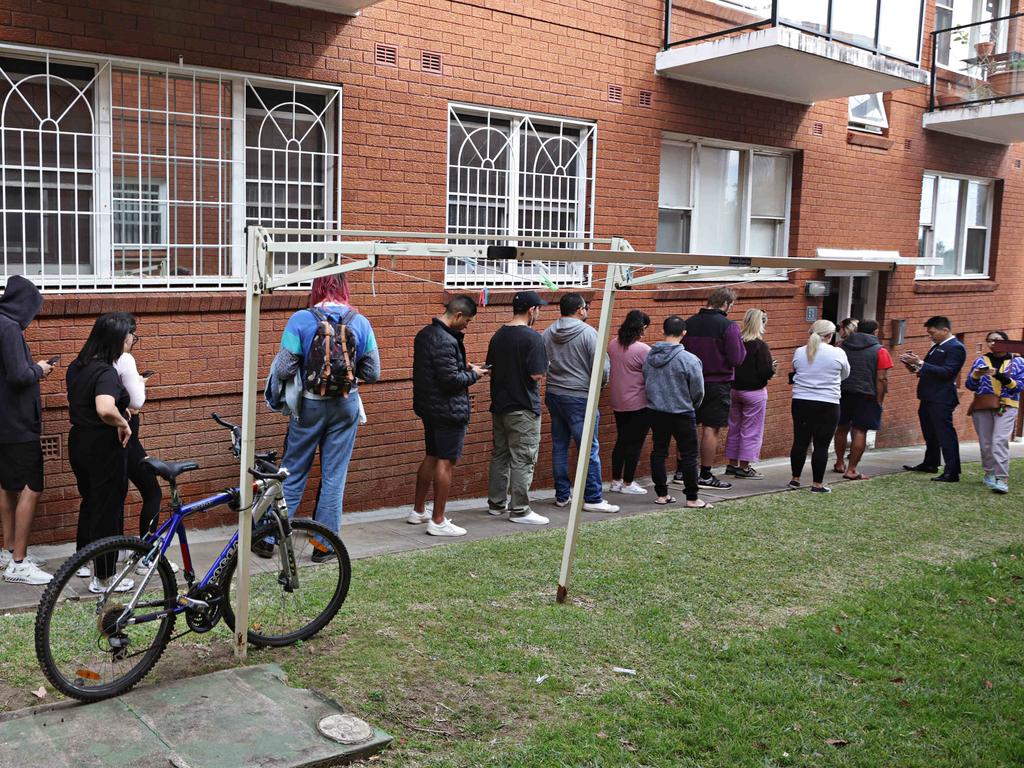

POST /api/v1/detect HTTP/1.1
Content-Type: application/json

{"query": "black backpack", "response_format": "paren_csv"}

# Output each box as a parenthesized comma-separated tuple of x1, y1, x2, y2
(303, 307, 358, 397)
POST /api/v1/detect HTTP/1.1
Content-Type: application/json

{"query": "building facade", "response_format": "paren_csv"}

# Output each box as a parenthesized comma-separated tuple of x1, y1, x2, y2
(1, 0, 1022, 543)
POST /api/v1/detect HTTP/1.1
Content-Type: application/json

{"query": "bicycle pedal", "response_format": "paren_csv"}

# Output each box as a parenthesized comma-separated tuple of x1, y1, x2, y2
(177, 595, 210, 611)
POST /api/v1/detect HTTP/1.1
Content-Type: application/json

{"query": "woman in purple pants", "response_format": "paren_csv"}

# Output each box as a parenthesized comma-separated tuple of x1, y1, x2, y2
(725, 309, 776, 479)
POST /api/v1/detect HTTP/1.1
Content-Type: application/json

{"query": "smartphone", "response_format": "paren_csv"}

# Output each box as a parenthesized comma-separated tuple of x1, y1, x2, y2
(141, 369, 156, 378)
(482, 363, 492, 369)
(47, 355, 61, 366)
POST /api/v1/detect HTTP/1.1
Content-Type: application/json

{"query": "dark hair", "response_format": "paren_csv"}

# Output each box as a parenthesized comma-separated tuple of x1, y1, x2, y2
(617, 309, 650, 348)
(859, 319, 879, 335)
(924, 315, 951, 331)
(559, 293, 586, 317)
(445, 294, 478, 317)
(987, 330, 1009, 342)
(78, 312, 136, 365)
(663, 315, 686, 337)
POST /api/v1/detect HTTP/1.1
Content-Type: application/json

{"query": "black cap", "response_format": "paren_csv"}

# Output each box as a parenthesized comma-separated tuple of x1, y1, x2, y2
(512, 290, 548, 312)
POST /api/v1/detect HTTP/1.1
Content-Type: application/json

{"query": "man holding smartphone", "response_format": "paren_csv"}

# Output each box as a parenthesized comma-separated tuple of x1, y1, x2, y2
(0, 275, 54, 585)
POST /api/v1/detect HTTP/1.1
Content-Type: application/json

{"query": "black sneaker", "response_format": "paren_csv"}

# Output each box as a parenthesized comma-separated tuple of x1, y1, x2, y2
(311, 549, 334, 564)
(670, 470, 686, 486)
(697, 474, 732, 489)
(733, 466, 763, 479)
(724, 465, 739, 476)
(252, 538, 275, 559)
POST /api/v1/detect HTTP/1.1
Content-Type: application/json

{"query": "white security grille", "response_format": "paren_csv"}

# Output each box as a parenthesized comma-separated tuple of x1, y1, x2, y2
(445, 105, 596, 288)
(0, 44, 341, 292)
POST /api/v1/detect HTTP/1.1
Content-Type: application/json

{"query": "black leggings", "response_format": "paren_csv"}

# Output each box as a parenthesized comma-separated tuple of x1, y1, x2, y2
(126, 412, 163, 537)
(790, 399, 841, 484)
(70, 426, 128, 579)
(612, 408, 650, 483)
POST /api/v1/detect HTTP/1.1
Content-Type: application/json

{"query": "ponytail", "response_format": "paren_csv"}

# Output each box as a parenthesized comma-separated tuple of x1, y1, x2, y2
(806, 319, 836, 364)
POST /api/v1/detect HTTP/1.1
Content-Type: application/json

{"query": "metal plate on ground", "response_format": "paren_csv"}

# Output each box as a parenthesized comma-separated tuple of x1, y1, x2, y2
(318, 713, 374, 744)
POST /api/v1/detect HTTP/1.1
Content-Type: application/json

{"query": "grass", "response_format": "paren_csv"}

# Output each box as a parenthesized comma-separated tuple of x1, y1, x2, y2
(1, 461, 1022, 766)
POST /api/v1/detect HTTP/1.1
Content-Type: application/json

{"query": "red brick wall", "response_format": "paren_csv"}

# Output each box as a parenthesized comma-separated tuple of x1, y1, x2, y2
(1, 0, 1022, 544)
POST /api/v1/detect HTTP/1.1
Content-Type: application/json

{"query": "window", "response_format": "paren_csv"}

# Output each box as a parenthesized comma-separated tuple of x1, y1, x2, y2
(656, 137, 792, 271)
(848, 93, 888, 133)
(445, 105, 596, 288)
(917, 172, 994, 278)
(0, 47, 341, 291)
(935, 0, 1009, 69)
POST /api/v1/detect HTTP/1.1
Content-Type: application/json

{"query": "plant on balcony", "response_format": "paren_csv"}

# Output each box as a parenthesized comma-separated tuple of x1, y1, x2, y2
(988, 59, 1024, 97)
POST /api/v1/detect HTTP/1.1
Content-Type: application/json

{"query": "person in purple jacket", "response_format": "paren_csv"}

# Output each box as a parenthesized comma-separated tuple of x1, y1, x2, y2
(674, 287, 746, 490)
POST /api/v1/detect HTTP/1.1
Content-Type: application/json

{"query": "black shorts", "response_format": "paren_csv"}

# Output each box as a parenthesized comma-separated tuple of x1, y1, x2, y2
(423, 420, 468, 462)
(838, 393, 883, 431)
(0, 440, 44, 492)
(696, 382, 732, 428)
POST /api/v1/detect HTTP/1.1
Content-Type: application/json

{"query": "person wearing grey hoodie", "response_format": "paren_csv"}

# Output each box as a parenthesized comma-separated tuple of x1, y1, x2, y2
(643, 316, 711, 509)
(0, 275, 55, 585)
(542, 293, 618, 513)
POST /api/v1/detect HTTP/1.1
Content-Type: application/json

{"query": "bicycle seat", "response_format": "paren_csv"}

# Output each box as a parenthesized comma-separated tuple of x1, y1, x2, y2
(141, 458, 199, 482)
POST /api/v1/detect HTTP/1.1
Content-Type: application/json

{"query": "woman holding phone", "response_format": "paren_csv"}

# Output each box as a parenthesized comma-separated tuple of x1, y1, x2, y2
(965, 330, 1024, 494)
(67, 312, 135, 593)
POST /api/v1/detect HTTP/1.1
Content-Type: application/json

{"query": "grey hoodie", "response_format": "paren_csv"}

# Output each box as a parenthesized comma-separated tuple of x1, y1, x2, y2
(643, 341, 704, 415)
(543, 317, 609, 398)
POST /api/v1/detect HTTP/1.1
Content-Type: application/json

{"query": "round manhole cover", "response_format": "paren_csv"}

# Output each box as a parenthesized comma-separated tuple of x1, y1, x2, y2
(317, 714, 374, 745)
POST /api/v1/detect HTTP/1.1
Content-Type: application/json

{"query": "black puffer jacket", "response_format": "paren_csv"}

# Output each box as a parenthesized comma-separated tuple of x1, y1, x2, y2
(413, 318, 479, 424)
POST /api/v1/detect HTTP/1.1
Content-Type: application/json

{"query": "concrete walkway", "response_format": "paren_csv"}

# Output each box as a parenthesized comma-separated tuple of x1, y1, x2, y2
(4, 440, 1021, 613)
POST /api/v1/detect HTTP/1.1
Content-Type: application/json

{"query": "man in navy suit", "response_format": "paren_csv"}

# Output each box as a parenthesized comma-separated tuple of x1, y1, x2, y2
(899, 316, 966, 482)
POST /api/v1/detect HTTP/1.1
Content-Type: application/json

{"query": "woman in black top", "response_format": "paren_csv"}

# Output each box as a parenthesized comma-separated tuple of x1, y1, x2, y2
(725, 309, 776, 479)
(67, 312, 134, 593)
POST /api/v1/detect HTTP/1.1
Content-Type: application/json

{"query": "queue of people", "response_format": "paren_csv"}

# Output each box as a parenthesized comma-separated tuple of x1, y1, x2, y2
(1, 270, 1021, 577)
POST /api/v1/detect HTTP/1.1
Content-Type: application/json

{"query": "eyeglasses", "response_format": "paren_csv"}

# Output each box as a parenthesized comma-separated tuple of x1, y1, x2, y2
(129, 332, 141, 345)
(986, 337, 1002, 344)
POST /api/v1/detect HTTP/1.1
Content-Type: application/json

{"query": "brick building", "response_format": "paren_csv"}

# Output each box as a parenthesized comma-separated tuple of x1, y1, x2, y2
(1, 0, 1022, 544)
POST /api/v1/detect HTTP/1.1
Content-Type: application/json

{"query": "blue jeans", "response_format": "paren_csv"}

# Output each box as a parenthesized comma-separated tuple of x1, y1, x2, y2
(545, 392, 603, 504)
(280, 394, 361, 548)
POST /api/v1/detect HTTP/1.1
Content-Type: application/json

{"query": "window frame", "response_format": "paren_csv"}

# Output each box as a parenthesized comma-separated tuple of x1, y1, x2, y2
(848, 93, 889, 133)
(916, 170, 995, 279)
(657, 133, 794, 280)
(0, 42, 342, 292)
(935, 0, 1010, 73)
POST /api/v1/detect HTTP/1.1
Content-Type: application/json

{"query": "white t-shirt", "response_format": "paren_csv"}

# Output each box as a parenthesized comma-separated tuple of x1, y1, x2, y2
(791, 343, 850, 405)
(114, 352, 146, 411)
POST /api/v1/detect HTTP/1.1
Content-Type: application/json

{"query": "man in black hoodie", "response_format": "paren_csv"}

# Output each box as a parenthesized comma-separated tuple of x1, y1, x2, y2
(833, 319, 892, 481)
(0, 275, 55, 585)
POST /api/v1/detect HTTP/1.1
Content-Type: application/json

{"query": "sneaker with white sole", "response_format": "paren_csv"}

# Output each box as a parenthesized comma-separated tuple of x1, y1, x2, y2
(426, 518, 467, 537)
(0, 550, 44, 568)
(509, 510, 550, 525)
(670, 470, 686, 486)
(487, 504, 507, 517)
(618, 482, 647, 495)
(407, 509, 431, 525)
(4, 560, 53, 585)
(76, 565, 91, 578)
(582, 499, 620, 513)
(992, 478, 1009, 494)
(89, 575, 135, 594)
(609, 480, 623, 493)
(553, 496, 571, 508)
(983, 472, 997, 489)
(136, 559, 180, 575)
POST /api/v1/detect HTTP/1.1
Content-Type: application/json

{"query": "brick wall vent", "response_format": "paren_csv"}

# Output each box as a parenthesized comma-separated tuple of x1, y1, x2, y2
(904, 138, 913, 151)
(639, 89, 652, 107)
(608, 84, 623, 103)
(811, 121, 824, 136)
(375, 43, 398, 67)
(41, 435, 61, 461)
(421, 51, 442, 74)
(1016, 158, 1022, 170)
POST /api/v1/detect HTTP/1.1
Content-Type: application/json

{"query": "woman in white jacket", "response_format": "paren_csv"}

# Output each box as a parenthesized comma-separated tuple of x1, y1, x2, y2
(788, 320, 850, 493)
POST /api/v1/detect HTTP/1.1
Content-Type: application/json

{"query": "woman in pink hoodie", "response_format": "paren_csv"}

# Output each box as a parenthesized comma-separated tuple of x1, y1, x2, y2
(607, 310, 651, 495)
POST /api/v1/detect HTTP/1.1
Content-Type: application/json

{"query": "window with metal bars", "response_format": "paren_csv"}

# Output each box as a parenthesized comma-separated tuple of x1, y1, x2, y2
(0, 46, 341, 291)
(445, 104, 596, 288)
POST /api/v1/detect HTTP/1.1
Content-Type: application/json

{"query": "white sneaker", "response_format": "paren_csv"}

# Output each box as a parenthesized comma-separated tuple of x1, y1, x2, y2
(4, 560, 53, 585)
(619, 482, 648, 495)
(406, 510, 431, 525)
(553, 496, 572, 508)
(136, 559, 180, 575)
(509, 510, 550, 525)
(487, 505, 507, 517)
(89, 576, 135, 594)
(76, 565, 91, 578)
(0, 550, 44, 568)
(583, 500, 620, 513)
(426, 518, 467, 537)
(609, 480, 623, 493)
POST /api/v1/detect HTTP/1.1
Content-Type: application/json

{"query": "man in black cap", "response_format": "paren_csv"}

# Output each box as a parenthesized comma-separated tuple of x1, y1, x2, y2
(485, 290, 550, 524)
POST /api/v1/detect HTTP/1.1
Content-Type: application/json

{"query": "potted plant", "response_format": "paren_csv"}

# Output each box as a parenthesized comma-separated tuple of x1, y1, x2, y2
(988, 59, 1024, 97)
(975, 40, 995, 59)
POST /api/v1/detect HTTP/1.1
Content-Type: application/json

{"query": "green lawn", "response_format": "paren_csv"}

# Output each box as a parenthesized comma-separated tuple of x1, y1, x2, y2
(2, 462, 1022, 766)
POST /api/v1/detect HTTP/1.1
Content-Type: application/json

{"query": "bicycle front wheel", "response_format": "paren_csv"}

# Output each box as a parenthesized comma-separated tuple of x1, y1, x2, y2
(35, 536, 178, 701)
(222, 518, 351, 648)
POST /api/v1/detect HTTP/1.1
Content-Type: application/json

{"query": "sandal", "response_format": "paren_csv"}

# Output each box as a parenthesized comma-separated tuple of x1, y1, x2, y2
(842, 472, 869, 481)
(654, 495, 676, 505)
(832, 464, 846, 474)
(684, 499, 713, 510)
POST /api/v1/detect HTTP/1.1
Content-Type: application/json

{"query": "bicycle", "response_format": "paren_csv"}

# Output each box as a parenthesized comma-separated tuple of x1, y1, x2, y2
(34, 413, 351, 702)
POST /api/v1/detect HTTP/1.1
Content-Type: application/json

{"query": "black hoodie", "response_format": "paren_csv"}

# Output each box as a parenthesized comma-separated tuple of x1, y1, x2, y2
(0, 276, 44, 442)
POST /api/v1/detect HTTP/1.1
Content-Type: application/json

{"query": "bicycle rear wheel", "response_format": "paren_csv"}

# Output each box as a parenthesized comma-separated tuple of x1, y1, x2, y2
(35, 536, 177, 701)
(222, 518, 350, 648)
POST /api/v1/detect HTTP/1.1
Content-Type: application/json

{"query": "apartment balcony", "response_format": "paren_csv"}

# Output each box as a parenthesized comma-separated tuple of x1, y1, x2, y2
(924, 13, 1024, 145)
(275, 0, 383, 15)
(656, 0, 930, 104)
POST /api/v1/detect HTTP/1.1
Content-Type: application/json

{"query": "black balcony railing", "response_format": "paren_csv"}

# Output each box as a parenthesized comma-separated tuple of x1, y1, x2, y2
(663, 0, 926, 67)
(929, 13, 1024, 111)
